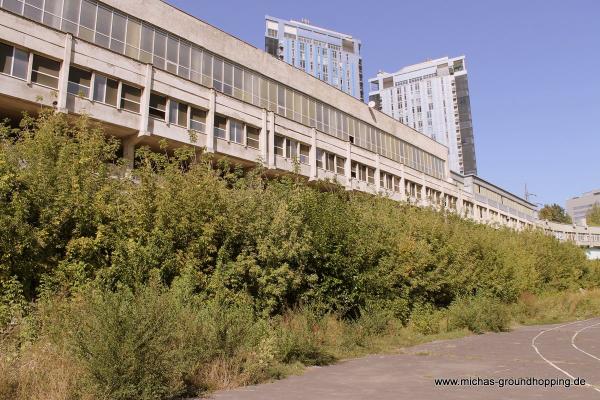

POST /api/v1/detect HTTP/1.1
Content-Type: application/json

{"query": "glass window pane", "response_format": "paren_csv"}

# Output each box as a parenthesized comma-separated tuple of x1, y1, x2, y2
(274, 135, 284, 156)
(24, 0, 43, 21)
(167, 36, 178, 63)
(111, 12, 126, 42)
(125, 18, 141, 57)
(3, 0, 24, 14)
(247, 126, 259, 149)
(223, 62, 233, 94)
(149, 93, 166, 117)
(179, 42, 190, 68)
(212, 57, 223, 90)
(233, 66, 242, 89)
(61, 0, 80, 34)
(121, 84, 141, 112)
(96, 6, 111, 35)
(43, 0, 62, 28)
(169, 99, 178, 124)
(67, 66, 91, 96)
(140, 24, 153, 52)
(93, 74, 106, 102)
(153, 29, 166, 58)
(201, 50, 212, 76)
(243, 69, 252, 93)
(0, 43, 13, 75)
(79, 0, 96, 29)
(190, 47, 201, 72)
(105, 78, 118, 106)
(177, 102, 187, 126)
(190, 107, 206, 132)
(213, 58, 223, 81)
(31, 55, 60, 88)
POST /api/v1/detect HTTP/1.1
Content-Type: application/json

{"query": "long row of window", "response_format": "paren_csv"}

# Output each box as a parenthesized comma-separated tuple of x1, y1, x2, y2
(1, 39, 452, 210)
(0, 41, 60, 88)
(65, 64, 266, 149)
(0, 0, 445, 179)
(474, 183, 535, 217)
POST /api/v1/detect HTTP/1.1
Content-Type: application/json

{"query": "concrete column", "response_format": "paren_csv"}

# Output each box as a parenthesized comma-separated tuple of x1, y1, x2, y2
(309, 127, 317, 180)
(267, 111, 275, 168)
(345, 142, 352, 189)
(139, 64, 153, 136)
(375, 153, 381, 192)
(260, 109, 268, 163)
(26, 53, 33, 85)
(57, 33, 73, 112)
(225, 118, 231, 142)
(421, 174, 427, 206)
(206, 89, 216, 153)
(399, 164, 406, 201)
(122, 135, 140, 169)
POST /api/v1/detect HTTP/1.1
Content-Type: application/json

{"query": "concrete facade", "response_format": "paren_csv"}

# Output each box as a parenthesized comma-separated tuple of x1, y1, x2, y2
(2, 0, 590, 246)
(566, 189, 600, 225)
(265, 16, 363, 100)
(368, 57, 477, 175)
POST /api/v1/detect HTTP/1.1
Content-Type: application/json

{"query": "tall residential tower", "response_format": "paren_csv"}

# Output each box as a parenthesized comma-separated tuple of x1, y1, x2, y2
(368, 56, 477, 175)
(566, 189, 600, 225)
(265, 16, 364, 100)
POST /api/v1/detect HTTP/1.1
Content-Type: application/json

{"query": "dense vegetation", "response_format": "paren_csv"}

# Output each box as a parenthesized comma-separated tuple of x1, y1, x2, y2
(1, 112, 599, 400)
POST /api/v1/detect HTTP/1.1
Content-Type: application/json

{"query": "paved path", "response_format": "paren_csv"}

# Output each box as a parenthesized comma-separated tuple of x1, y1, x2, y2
(208, 318, 600, 399)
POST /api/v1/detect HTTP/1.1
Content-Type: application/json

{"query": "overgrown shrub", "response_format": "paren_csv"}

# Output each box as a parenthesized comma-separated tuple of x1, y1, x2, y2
(273, 308, 335, 366)
(1, 112, 599, 399)
(409, 303, 446, 335)
(447, 295, 511, 333)
(68, 283, 190, 400)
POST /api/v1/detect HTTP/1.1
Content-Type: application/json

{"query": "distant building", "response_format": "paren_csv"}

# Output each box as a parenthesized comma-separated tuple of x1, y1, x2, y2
(566, 189, 600, 225)
(368, 56, 477, 175)
(265, 16, 363, 100)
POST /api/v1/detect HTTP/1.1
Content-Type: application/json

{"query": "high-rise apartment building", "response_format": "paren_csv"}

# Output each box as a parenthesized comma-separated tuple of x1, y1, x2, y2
(368, 56, 477, 175)
(566, 189, 600, 225)
(265, 16, 363, 100)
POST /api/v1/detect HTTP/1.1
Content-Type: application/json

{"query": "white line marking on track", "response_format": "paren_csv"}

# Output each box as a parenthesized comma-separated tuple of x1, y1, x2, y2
(531, 318, 600, 394)
(572, 322, 600, 362)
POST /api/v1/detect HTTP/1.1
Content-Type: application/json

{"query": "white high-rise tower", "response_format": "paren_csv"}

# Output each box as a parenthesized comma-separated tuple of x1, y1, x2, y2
(368, 56, 477, 175)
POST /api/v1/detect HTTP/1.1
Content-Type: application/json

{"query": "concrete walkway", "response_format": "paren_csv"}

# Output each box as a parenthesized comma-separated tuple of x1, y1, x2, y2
(207, 318, 600, 400)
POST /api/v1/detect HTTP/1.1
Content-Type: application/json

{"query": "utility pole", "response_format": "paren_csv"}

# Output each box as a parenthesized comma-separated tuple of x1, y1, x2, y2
(525, 183, 537, 203)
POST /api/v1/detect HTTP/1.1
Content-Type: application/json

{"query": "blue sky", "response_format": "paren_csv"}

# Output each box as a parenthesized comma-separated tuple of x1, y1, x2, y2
(166, 0, 599, 207)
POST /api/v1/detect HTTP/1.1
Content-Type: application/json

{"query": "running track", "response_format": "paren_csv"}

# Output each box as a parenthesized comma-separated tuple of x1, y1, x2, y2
(207, 318, 600, 399)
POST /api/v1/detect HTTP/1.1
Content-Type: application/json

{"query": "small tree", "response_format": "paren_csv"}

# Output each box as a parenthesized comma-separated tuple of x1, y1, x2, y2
(586, 203, 600, 227)
(538, 203, 572, 224)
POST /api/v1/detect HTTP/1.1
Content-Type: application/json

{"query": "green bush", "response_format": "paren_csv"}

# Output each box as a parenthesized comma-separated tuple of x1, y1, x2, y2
(68, 283, 191, 400)
(273, 308, 335, 366)
(448, 295, 511, 333)
(409, 303, 446, 335)
(1, 112, 599, 398)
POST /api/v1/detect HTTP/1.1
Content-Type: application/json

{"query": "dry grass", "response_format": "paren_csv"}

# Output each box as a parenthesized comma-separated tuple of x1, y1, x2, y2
(0, 341, 83, 400)
(1, 289, 599, 400)
(514, 288, 600, 325)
